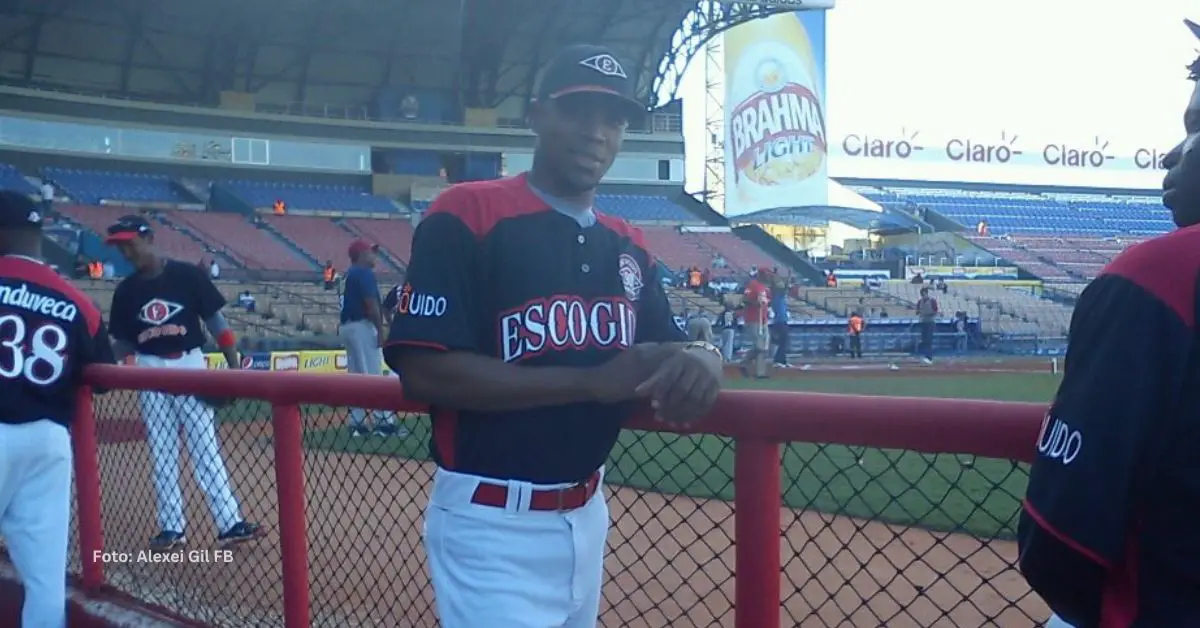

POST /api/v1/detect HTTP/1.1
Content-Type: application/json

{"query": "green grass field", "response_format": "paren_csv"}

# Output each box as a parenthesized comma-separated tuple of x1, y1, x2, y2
(265, 372, 1060, 540)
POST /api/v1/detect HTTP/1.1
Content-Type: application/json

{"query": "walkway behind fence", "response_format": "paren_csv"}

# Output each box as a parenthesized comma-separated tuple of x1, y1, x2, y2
(55, 366, 1052, 627)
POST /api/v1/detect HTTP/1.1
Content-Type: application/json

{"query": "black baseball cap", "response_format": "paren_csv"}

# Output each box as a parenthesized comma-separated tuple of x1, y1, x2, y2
(0, 190, 43, 230)
(105, 214, 154, 243)
(535, 44, 645, 121)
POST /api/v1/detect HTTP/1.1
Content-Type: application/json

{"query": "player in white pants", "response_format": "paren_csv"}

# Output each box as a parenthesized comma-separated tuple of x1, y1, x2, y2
(0, 191, 116, 628)
(105, 215, 262, 551)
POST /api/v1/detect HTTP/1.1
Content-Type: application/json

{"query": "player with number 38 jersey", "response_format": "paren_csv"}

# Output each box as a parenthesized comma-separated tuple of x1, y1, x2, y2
(0, 190, 115, 628)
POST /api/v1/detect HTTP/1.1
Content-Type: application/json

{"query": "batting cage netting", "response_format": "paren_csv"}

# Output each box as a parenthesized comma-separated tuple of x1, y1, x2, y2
(61, 368, 1052, 628)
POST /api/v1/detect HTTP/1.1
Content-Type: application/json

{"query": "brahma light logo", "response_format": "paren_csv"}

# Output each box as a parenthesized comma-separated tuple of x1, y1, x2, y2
(724, 12, 828, 216)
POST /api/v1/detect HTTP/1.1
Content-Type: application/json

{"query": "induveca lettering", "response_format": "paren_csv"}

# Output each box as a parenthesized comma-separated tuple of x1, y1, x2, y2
(0, 283, 78, 323)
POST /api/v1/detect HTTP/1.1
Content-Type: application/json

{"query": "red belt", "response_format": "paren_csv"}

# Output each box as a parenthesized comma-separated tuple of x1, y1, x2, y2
(159, 351, 185, 359)
(470, 471, 601, 512)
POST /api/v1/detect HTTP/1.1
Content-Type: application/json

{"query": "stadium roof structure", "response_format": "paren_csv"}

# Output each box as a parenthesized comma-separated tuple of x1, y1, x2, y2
(0, 0, 801, 114)
(729, 206, 925, 232)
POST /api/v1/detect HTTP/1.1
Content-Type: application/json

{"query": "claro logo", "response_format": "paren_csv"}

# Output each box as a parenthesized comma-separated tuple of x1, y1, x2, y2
(841, 129, 924, 159)
(1134, 147, 1171, 170)
(1043, 136, 1114, 168)
(1036, 413, 1082, 465)
(946, 131, 1022, 163)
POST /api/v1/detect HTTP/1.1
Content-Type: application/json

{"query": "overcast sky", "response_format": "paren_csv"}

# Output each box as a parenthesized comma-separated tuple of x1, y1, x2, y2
(677, 0, 1200, 191)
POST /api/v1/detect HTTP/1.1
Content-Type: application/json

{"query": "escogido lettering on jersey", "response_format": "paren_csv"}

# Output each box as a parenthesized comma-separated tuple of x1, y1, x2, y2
(0, 283, 79, 323)
(396, 283, 447, 318)
(499, 296, 637, 363)
(1036, 412, 1082, 465)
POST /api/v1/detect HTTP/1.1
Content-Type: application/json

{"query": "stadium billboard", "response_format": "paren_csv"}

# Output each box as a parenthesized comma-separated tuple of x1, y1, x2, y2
(829, 127, 1172, 189)
(723, 10, 829, 217)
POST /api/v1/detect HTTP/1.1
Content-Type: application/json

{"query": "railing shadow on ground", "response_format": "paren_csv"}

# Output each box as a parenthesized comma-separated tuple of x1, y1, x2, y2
(70, 366, 1051, 628)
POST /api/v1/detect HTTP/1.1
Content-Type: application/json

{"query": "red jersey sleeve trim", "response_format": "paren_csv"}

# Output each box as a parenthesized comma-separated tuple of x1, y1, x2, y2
(1101, 226, 1200, 327)
(1022, 500, 1113, 569)
(384, 339, 449, 352)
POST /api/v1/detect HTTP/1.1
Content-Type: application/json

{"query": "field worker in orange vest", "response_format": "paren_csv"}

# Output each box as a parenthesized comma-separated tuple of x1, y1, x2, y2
(847, 311, 865, 359)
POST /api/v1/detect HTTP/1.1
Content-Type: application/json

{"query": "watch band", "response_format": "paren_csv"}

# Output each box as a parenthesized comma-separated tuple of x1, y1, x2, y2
(684, 341, 723, 361)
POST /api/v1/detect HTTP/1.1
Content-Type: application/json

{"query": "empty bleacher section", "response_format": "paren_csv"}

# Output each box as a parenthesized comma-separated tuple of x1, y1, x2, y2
(43, 168, 196, 206)
(264, 215, 393, 270)
(0, 163, 37, 194)
(167, 211, 314, 271)
(56, 205, 227, 266)
(854, 183, 1168, 282)
(598, 194, 697, 222)
(218, 180, 397, 213)
(343, 218, 415, 266)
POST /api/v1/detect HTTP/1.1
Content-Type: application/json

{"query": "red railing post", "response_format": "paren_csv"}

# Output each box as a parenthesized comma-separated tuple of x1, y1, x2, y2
(72, 386, 105, 591)
(734, 438, 781, 628)
(271, 403, 310, 628)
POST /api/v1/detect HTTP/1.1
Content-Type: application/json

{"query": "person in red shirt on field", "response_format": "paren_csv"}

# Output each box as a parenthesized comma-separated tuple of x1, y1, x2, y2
(739, 269, 770, 378)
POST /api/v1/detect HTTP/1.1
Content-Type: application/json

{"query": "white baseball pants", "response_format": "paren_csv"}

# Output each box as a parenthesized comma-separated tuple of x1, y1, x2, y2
(424, 466, 609, 628)
(136, 349, 241, 534)
(0, 419, 71, 628)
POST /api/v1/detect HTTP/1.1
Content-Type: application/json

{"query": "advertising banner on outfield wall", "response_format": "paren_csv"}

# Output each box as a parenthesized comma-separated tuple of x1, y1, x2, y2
(724, 10, 828, 217)
(205, 350, 394, 376)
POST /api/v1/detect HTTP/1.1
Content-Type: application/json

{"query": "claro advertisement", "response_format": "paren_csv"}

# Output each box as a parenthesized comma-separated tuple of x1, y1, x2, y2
(203, 350, 394, 375)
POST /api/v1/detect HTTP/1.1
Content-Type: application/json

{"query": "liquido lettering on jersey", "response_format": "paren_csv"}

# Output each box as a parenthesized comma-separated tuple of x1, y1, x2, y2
(396, 283, 447, 318)
(1036, 413, 1083, 465)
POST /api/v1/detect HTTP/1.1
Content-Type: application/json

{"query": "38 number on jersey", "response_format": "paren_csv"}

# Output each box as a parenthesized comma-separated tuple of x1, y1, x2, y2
(0, 313, 68, 385)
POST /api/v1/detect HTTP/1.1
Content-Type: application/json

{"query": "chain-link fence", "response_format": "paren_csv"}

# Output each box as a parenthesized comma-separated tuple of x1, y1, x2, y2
(67, 379, 1050, 628)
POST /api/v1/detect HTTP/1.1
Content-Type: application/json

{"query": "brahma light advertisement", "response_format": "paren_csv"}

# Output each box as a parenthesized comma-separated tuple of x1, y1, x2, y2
(724, 11, 828, 217)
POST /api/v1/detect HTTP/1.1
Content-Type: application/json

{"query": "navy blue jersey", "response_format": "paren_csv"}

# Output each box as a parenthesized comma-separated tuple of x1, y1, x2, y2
(109, 260, 224, 356)
(0, 256, 115, 427)
(384, 174, 686, 484)
(340, 265, 380, 324)
(1019, 225, 1200, 627)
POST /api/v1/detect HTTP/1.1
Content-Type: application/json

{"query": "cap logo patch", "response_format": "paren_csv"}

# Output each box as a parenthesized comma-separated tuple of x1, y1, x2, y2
(26, 211, 40, 223)
(579, 54, 627, 79)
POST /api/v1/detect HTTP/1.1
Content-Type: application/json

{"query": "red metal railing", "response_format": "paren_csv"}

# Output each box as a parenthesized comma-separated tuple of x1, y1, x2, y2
(72, 365, 1048, 627)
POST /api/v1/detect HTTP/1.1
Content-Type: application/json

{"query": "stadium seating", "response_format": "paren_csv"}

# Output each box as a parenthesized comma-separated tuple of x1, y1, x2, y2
(218, 180, 397, 213)
(342, 218, 415, 265)
(166, 211, 315, 271)
(641, 227, 779, 275)
(0, 163, 38, 195)
(597, 194, 696, 222)
(56, 205, 230, 266)
(875, 282, 1044, 336)
(264, 215, 369, 270)
(42, 168, 195, 206)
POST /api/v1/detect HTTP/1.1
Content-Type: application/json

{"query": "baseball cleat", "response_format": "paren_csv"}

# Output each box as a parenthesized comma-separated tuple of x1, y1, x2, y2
(374, 424, 407, 438)
(149, 531, 186, 551)
(218, 521, 264, 547)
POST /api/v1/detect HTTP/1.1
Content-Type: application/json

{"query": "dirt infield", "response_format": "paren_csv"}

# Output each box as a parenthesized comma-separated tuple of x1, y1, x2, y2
(77, 387, 1053, 628)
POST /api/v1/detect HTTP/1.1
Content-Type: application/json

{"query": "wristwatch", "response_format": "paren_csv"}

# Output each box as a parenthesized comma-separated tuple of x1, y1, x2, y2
(683, 341, 723, 361)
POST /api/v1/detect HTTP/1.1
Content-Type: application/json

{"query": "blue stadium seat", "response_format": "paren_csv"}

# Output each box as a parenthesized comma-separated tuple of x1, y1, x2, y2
(0, 164, 38, 195)
(219, 180, 397, 213)
(596, 194, 693, 222)
(41, 168, 190, 205)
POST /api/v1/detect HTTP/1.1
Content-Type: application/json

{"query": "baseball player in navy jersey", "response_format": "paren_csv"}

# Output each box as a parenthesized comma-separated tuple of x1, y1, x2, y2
(340, 239, 399, 437)
(1018, 20, 1200, 628)
(384, 44, 724, 628)
(0, 191, 115, 627)
(105, 215, 262, 552)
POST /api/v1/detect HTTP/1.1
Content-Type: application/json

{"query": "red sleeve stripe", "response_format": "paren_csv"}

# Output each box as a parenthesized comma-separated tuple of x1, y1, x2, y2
(1101, 227, 1200, 328)
(1022, 500, 1113, 569)
(383, 339, 449, 352)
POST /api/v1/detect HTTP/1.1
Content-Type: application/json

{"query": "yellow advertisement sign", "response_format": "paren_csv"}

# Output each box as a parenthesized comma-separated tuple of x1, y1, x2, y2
(202, 349, 394, 376)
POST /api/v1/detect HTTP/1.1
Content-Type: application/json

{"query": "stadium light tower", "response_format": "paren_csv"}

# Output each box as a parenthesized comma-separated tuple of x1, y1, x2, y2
(701, 33, 726, 214)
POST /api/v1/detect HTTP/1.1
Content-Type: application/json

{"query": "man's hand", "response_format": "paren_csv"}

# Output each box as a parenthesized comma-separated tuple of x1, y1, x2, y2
(635, 344, 723, 424)
(587, 343, 680, 404)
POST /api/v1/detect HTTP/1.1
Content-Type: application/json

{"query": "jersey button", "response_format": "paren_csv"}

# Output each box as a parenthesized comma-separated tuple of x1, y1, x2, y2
(577, 235, 586, 244)
(581, 263, 590, 273)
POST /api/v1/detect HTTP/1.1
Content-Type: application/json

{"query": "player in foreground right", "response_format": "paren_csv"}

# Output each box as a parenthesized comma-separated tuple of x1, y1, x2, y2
(1018, 19, 1200, 627)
